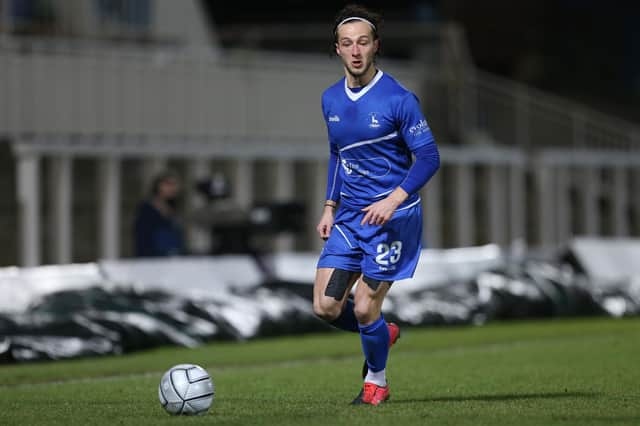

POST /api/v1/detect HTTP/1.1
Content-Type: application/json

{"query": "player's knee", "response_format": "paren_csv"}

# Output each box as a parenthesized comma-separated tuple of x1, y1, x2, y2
(313, 298, 342, 322)
(353, 300, 376, 324)
(354, 276, 392, 324)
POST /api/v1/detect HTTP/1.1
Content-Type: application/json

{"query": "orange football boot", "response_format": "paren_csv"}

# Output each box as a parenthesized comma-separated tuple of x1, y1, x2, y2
(351, 382, 390, 406)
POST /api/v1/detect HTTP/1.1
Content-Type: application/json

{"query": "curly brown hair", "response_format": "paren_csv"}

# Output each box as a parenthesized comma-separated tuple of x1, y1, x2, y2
(332, 3, 383, 44)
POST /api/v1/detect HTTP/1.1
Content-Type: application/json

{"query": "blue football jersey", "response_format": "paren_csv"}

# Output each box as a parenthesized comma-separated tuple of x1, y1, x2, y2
(321, 70, 435, 210)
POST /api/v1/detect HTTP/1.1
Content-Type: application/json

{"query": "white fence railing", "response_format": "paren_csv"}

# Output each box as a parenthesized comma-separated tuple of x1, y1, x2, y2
(11, 137, 640, 266)
(464, 70, 640, 151)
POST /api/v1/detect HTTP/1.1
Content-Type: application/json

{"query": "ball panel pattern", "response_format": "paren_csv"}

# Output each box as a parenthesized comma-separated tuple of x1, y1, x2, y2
(186, 366, 209, 382)
(159, 364, 214, 416)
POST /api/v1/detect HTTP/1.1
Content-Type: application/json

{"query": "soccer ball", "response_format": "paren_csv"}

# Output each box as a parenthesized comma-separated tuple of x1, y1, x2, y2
(158, 363, 215, 415)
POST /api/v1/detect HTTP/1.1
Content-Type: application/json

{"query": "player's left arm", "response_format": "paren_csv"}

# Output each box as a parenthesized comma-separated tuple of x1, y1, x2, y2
(361, 93, 440, 225)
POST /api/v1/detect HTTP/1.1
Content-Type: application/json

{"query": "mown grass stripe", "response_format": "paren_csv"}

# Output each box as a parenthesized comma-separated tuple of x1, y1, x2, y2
(1, 329, 633, 389)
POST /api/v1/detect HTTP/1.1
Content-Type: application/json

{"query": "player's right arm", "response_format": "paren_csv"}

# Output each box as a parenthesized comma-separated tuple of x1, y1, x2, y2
(316, 141, 341, 239)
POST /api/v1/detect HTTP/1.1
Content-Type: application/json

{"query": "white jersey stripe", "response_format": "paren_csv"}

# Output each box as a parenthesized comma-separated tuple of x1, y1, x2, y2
(373, 189, 394, 198)
(328, 155, 340, 199)
(339, 131, 398, 153)
(395, 197, 421, 211)
(334, 225, 354, 248)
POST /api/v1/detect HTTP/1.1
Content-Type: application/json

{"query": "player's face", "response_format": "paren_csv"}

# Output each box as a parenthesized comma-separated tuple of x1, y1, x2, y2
(335, 21, 379, 81)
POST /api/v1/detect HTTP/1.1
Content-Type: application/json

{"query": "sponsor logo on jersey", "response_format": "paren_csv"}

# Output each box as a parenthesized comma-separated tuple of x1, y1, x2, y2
(340, 157, 391, 178)
(368, 112, 381, 128)
(328, 115, 340, 122)
(409, 119, 429, 136)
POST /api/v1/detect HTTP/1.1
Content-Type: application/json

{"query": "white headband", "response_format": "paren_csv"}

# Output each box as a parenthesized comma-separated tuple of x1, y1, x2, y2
(336, 17, 376, 32)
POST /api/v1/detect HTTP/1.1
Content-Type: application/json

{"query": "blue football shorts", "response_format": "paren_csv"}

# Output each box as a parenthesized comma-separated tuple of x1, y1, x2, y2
(316, 201, 423, 281)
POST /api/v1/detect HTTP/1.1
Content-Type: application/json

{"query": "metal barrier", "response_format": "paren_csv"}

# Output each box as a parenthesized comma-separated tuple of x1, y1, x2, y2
(11, 137, 640, 266)
(465, 70, 640, 151)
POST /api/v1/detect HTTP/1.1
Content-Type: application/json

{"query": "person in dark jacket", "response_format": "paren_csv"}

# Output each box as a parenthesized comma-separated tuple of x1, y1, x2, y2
(134, 170, 185, 257)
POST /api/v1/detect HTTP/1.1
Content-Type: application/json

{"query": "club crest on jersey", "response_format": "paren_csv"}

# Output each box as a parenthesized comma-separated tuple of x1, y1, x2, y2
(368, 112, 381, 128)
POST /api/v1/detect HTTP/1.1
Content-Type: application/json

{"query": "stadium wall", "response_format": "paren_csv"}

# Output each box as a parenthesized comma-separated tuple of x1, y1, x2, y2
(1, 44, 640, 266)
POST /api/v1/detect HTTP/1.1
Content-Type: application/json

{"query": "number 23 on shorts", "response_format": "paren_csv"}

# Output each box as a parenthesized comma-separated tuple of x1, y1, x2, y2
(375, 240, 403, 266)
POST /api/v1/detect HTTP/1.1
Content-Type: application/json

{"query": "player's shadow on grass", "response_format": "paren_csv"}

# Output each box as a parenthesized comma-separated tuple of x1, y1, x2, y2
(394, 391, 600, 404)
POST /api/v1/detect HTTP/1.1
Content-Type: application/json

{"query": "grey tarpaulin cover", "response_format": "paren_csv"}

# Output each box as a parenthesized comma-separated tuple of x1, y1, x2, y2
(1, 241, 638, 363)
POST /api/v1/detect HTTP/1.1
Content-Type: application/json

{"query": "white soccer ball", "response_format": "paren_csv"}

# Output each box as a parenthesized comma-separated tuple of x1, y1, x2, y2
(158, 363, 215, 415)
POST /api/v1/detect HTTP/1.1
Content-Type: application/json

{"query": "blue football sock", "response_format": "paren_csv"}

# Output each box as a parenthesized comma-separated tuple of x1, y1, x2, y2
(329, 299, 359, 332)
(359, 315, 390, 373)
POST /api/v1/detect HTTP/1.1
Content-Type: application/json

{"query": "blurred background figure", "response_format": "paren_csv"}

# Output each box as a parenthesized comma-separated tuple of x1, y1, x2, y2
(133, 170, 185, 257)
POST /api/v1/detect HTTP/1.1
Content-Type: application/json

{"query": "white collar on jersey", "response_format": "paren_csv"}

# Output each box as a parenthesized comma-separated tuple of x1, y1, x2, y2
(344, 69, 383, 101)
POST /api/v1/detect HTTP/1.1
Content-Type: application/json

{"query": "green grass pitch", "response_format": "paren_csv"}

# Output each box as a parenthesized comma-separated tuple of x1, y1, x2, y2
(0, 316, 638, 425)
